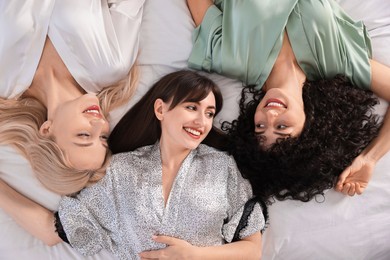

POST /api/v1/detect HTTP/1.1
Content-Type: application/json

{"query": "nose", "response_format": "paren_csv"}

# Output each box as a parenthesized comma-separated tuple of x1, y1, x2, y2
(91, 118, 109, 133)
(265, 109, 279, 123)
(193, 112, 206, 126)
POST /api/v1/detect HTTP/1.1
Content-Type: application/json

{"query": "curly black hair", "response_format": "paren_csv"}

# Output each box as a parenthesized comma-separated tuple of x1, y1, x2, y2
(222, 75, 380, 204)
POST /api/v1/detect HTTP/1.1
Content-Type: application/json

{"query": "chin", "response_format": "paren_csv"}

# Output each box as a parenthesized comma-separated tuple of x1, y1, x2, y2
(185, 141, 202, 150)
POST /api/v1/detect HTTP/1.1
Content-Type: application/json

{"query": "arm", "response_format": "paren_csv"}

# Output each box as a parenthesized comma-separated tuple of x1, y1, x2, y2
(0, 179, 61, 246)
(139, 232, 262, 260)
(336, 60, 390, 195)
(141, 156, 264, 259)
(360, 60, 390, 161)
(370, 59, 390, 102)
(187, 0, 273, 86)
(186, 0, 213, 26)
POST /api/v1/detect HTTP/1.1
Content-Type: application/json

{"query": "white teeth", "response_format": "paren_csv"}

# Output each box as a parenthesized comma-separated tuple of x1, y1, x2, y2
(266, 102, 284, 107)
(184, 127, 201, 136)
(84, 109, 99, 114)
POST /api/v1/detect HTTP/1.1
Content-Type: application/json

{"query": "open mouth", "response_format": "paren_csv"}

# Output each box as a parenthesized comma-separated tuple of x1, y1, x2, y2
(184, 127, 202, 137)
(265, 98, 287, 108)
(83, 105, 102, 117)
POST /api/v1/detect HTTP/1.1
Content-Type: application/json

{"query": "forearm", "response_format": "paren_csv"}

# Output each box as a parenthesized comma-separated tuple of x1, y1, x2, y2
(195, 232, 262, 260)
(362, 106, 390, 162)
(370, 60, 390, 102)
(365, 60, 390, 162)
(186, 0, 213, 26)
(0, 179, 61, 246)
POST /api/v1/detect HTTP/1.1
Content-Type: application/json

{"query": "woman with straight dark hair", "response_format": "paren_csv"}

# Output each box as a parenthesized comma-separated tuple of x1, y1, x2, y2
(109, 70, 225, 153)
(0, 70, 265, 259)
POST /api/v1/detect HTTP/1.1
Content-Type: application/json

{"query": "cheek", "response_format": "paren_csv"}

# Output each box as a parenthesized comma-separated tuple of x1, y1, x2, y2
(293, 110, 306, 125)
(205, 119, 214, 133)
(50, 124, 68, 140)
(254, 111, 262, 124)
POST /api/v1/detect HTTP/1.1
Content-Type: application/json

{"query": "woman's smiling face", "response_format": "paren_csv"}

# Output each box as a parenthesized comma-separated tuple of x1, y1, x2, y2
(40, 93, 110, 170)
(157, 91, 216, 151)
(254, 88, 306, 148)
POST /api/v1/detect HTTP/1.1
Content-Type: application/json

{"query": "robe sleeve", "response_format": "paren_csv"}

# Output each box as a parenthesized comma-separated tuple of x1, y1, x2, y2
(58, 170, 121, 256)
(222, 156, 265, 242)
(188, 2, 266, 86)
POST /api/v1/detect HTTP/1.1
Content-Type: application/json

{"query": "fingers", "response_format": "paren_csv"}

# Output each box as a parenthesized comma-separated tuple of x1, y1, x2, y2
(339, 182, 364, 196)
(347, 183, 356, 196)
(139, 235, 179, 259)
(336, 167, 351, 191)
(340, 183, 350, 195)
(153, 235, 179, 246)
(139, 250, 161, 259)
(355, 183, 364, 195)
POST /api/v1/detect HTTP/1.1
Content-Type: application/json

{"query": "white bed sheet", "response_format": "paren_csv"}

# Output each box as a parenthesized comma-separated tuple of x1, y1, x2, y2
(1, 0, 389, 259)
(113, 0, 390, 259)
(0, 146, 116, 259)
(260, 1, 390, 259)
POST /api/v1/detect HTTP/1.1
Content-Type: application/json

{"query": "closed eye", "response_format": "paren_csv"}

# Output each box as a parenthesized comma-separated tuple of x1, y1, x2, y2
(100, 135, 108, 141)
(77, 133, 90, 138)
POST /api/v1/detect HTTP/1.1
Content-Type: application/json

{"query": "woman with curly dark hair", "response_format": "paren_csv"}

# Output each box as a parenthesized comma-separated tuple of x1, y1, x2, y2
(186, 0, 390, 203)
(221, 75, 380, 204)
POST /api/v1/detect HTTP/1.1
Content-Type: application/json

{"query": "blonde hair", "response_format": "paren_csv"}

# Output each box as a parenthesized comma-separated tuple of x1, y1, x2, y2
(0, 65, 138, 195)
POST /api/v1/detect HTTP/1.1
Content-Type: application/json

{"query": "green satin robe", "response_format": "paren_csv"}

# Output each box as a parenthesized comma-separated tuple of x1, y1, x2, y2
(188, 0, 372, 90)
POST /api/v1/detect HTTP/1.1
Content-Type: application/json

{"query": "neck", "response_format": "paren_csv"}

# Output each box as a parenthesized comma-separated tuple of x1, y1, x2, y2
(23, 37, 86, 119)
(159, 137, 192, 206)
(264, 31, 306, 93)
(264, 58, 306, 93)
(159, 138, 191, 171)
(26, 72, 85, 119)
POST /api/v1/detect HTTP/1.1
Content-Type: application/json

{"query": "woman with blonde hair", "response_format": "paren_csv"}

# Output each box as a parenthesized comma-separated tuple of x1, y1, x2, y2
(0, 0, 144, 195)
(0, 70, 264, 259)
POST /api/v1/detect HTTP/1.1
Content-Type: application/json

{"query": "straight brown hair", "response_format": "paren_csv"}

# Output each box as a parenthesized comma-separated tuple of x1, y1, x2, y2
(109, 70, 223, 154)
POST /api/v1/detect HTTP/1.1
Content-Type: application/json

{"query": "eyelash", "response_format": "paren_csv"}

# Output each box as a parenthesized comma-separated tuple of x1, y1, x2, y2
(186, 105, 215, 118)
(206, 111, 215, 118)
(78, 133, 108, 142)
(186, 105, 196, 110)
(256, 124, 288, 129)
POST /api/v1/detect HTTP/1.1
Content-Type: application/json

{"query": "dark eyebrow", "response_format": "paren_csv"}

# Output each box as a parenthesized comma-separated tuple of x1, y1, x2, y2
(274, 132, 291, 138)
(254, 131, 291, 138)
(185, 101, 216, 110)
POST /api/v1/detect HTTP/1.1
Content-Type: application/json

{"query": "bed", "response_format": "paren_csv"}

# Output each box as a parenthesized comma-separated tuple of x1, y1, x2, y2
(1, 0, 389, 259)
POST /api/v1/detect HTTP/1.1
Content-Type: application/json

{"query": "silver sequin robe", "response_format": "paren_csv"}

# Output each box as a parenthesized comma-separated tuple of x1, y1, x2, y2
(58, 143, 265, 259)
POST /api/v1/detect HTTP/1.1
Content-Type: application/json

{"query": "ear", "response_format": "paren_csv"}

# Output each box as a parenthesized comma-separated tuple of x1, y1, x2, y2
(154, 99, 164, 121)
(39, 120, 53, 137)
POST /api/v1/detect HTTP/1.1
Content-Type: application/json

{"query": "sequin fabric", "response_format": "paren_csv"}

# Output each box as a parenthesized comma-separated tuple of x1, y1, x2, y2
(59, 143, 265, 259)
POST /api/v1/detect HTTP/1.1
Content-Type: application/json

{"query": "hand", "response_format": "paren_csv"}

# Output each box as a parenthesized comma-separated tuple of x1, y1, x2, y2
(139, 235, 198, 260)
(335, 154, 376, 196)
